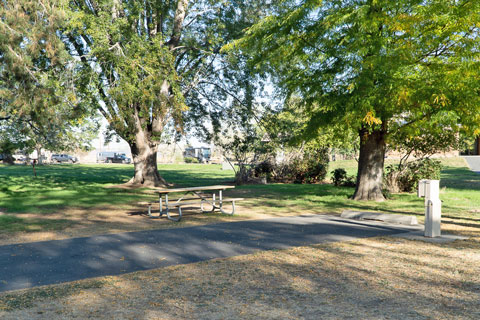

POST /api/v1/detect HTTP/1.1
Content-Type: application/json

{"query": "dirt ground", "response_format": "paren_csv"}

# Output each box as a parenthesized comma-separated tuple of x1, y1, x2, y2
(0, 204, 479, 319)
(0, 233, 479, 319)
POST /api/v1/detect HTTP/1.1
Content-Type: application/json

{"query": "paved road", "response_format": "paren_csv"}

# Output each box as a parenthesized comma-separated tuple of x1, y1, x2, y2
(0, 215, 419, 293)
(463, 156, 480, 173)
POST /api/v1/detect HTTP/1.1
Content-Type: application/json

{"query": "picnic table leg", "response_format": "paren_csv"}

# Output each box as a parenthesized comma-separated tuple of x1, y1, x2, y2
(166, 206, 182, 222)
(218, 189, 236, 215)
(200, 199, 214, 213)
(219, 190, 223, 210)
(197, 191, 215, 213)
(220, 201, 236, 215)
(159, 196, 163, 217)
(211, 193, 216, 212)
(165, 194, 169, 216)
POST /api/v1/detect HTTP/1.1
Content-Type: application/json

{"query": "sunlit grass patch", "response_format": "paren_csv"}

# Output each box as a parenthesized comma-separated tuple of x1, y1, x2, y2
(0, 158, 479, 240)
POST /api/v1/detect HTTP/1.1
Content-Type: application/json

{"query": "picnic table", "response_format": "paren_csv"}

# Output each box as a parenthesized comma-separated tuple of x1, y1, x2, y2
(139, 185, 243, 222)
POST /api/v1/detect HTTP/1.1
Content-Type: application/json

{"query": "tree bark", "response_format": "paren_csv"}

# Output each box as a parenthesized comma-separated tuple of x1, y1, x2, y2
(36, 146, 43, 165)
(2, 154, 14, 165)
(125, 104, 168, 187)
(352, 128, 387, 201)
(128, 141, 168, 187)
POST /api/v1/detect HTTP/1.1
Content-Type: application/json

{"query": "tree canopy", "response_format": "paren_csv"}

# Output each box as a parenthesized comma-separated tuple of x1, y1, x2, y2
(58, 0, 272, 186)
(227, 0, 480, 200)
(0, 0, 98, 159)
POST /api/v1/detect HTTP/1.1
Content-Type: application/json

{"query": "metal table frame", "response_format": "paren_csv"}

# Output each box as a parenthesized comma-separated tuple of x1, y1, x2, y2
(155, 185, 236, 221)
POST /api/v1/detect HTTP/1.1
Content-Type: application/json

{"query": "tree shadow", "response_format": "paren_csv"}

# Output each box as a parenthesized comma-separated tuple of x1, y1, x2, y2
(441, 167, 480, 190)
(0, 164, 235, 214)
(1, 233, 478, 318)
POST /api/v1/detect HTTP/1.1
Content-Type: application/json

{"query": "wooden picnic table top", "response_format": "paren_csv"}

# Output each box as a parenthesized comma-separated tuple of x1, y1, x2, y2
(154, 185, 235, 194)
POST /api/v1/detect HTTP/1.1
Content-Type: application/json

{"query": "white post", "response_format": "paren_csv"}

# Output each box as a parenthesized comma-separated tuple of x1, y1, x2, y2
(418, 180, 441, 238)
(418, 179, 427, 198)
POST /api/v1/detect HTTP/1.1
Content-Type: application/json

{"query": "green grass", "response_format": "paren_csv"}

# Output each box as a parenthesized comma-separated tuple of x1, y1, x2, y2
(0, 215, 72, 233)
(0, 158, 479, 234)
(319, 157, 480, 219)
(0, 163, 235, 214)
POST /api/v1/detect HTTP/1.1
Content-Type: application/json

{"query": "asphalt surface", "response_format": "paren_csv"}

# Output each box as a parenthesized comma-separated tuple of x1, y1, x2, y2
(0, 214, 420, 293)
(463, 156, 480, 173)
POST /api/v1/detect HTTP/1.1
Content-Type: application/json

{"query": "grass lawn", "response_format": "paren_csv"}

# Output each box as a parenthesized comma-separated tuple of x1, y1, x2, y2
(0, 163, 235, 213)
(0, 158, 479, 318)
(0, 158, 479, 240)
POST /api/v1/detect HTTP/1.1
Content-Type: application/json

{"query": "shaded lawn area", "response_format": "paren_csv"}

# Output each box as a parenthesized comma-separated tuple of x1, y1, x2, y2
(0, 158, 479, 238)
(235, 156, 480, 221)
(0, 164, 235, 214)
(0, 164, 236, 236)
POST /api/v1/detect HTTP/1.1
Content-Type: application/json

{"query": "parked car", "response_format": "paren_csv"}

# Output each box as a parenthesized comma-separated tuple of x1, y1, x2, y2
(97, 151, 131, 164)
(51, 154, 78, 163)
(184, 147, 211, 163)
(12, 154, 26, 163)
(105, 154, 131, 164)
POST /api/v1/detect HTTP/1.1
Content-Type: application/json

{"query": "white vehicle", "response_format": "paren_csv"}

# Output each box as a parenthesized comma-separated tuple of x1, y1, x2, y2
(184, 147, 211, 163)
(96, 152, 116, 163)
(12, 154, 26, 163)
(51, 154, 78, 163)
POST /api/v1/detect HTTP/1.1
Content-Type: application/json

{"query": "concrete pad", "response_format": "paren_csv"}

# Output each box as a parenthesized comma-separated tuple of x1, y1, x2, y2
(462, 156, 480, 172)
(392, 230, 469, 243)
(341, 210, 418, 226)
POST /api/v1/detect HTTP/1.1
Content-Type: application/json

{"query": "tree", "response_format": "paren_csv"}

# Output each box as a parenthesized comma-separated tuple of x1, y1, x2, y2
(63, 0, 271, 187)
(227, 0, 480, 201)
(0, 0, 97, 162)
(0, 114, 99, 163)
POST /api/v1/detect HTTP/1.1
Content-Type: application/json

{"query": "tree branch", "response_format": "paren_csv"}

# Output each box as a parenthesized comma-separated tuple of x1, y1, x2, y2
(167, 0, 189, 51)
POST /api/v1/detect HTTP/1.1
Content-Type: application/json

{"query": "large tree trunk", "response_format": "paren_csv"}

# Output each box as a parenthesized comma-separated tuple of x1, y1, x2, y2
(35, 146, 43, 165)
(2, 154, 14, 165)
(352, 128, 387, 201)
(128, 141, 168, 187)
(125, 112, 168, 187)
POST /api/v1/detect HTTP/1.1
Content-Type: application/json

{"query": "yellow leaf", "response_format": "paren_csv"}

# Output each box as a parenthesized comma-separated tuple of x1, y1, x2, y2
(347, 83, 355, 92)
(363, 111, 382, 126)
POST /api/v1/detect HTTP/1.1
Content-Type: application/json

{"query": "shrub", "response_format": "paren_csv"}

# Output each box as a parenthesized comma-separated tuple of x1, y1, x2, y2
(284, 148, 329, 184)
(254, 160, 275, 180)
(330, 168, 356, 187)
(384, 158, 442, 193)
(184, 157, 199, 164)
(246, 148, 329, 184)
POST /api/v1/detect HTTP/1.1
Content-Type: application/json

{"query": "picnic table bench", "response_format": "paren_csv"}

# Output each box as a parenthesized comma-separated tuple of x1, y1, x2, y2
(138, 185, 243, 222)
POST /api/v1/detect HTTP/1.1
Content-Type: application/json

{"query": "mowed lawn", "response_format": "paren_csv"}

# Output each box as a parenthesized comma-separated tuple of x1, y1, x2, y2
(0, 159, 479, 319)
(0, 163, 235, 213)
(0, 158, 479, 239)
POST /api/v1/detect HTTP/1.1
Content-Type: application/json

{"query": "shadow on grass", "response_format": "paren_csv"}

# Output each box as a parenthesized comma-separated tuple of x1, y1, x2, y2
(1, 163, 479, 235)
(0, 279, 110, 311)
(440, 220, 480, 229)
(0, 164, 235, 214)
(0, 215, 73, 233)
(441, 167, 480, 190)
